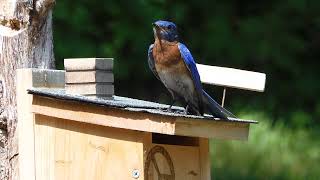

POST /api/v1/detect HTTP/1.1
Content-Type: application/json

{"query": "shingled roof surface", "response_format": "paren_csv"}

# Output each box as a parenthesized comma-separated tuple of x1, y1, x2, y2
(28, 88, 257, 124)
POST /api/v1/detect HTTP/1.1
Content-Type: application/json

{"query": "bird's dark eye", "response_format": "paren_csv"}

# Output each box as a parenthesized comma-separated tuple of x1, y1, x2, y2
(167, 25, 173, 30)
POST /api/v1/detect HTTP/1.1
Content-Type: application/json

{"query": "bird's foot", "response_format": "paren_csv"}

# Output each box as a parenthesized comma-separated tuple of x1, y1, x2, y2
(166, 99, 176, 113)
(184, 105, 202, 116)
(166, 105, 173, 113)
(184, 105, 189, 115)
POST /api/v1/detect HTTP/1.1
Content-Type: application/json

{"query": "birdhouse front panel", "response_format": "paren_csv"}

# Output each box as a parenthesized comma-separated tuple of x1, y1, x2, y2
(34, 114, 146, 180)
(33, 114, 208, 180)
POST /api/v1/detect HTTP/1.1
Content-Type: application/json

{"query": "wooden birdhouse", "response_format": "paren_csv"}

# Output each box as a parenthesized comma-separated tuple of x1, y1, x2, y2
(17, 58, 265, 180)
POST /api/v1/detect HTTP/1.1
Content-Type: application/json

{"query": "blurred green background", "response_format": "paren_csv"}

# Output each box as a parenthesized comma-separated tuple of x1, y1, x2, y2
(53, 0, 320, 179)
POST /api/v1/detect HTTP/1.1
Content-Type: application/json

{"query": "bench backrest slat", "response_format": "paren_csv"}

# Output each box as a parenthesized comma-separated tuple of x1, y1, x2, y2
(196, 64, 266, 92)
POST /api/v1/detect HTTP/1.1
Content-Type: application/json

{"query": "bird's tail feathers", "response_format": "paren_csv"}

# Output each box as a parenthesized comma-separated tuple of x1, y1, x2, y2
(202, 90, 236, 119)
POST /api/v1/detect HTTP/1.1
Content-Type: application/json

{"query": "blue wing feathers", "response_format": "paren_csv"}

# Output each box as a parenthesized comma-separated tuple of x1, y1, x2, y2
(177, 43, 202, 94)
(178, 43, 235, 119)
(202, 90, 236, 118)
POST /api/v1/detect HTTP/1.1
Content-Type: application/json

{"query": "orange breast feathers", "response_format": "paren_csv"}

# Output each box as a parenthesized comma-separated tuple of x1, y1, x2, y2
(153, 40, 190, 75)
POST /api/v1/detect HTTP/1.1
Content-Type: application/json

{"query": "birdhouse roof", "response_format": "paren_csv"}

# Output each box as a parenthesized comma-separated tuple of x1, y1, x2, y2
(28, 88, 256, 141)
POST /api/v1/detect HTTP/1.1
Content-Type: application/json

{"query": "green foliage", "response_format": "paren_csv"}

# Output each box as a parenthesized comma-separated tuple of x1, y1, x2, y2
(212, 112, 320, 179)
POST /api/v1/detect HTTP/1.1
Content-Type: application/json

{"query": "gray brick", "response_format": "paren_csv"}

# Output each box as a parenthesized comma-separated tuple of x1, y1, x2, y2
(65, 71, 114, 83)
(64, 58, 113, 71)
(66, 83, 114, 95)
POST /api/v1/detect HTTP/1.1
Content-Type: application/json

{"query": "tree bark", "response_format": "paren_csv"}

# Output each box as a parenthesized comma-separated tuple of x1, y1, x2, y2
(0, 0, 55, 179)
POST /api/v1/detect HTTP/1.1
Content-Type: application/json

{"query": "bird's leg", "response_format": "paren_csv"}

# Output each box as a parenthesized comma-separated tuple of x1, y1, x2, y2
(184, 105, 189, 115)
(184, 105, 202, 116)
(167, 98, 176, 112)
(166, 90, 176, 112)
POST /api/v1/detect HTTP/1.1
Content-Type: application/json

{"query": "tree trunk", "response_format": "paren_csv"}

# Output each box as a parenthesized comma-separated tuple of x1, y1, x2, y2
(0, 0, 55, 179)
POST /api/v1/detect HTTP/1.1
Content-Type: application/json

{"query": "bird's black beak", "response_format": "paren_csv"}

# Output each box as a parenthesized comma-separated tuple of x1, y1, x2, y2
(152, 23, 160, 30)
(153, 23, 161, 37)
(152, 23, 162, 45)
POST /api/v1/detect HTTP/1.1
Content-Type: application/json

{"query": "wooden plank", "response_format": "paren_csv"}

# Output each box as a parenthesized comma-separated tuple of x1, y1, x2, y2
(32, 96, 176, 134)
(199, 138, 210, 180)
(196, 64, 266, 92)
(31, 69, 65, 88)
(143, 133, 152, 179)
(17, 69, 36, 180)
(31, 96, 250, 141)
(34, 115, 55, 180)
(174, 118, 249, 141)
(17, 69, 65, 180)
(34, 114, 145, 180)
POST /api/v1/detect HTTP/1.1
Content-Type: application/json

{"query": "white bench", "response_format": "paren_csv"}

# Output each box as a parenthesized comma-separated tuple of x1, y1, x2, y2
(196, 64, 266, 106)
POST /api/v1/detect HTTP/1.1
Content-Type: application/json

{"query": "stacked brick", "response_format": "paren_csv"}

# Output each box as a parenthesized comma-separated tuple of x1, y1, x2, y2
(64, 58, 114, 99)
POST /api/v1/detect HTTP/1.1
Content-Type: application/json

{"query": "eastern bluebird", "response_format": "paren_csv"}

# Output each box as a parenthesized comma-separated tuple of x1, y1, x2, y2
(148, 20, 235, 119)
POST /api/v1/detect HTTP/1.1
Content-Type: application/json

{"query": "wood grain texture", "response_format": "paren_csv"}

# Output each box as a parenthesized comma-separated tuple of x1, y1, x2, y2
(196, 64, 266, 92)
(33, 116, 210, 180)
(17, 69, 65, 180)
(34, 115, 55, 180)
(17, 69, 36, 180)
(34, 114, 145, 180)
(174, 118, 249, 141)
(31, 96, 250, 141)
(199, 138, 210, 180)
(31, 69, 65, 88)
(145, 143, 201, 180)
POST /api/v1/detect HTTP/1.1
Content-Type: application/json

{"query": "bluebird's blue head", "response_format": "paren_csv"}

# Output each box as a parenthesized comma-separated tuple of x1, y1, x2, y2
(153, 20, 178, 42)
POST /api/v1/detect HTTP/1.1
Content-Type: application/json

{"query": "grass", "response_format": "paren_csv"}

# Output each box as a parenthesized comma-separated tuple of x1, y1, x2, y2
(210, 112, 320, 180)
